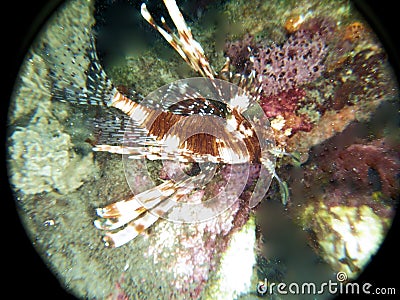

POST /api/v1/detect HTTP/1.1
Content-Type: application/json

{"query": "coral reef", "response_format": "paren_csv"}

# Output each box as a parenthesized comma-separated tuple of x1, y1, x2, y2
(224, 27, 328, 97)
(260, 88, 312, 135)
(7, 0, 111, 298)
(220, 163, 261, 190)
(106, 50, 181, 97)
(224, 10, 397, 152)
(224, 33, 256, 75)
(9, 53, 51, 121)
(288, 125, 398, 279)
(224, 19, 330, 139)
(144, 200, 244, 298)
(106, 275, 129, 300)
(253, 29, 328, 97)
(343, 21, 367, 43)
(300, 201, 391, 279)
(8, 0, 98, 195)
(7, 0, 399, 299)
(141, 161, 260, 298)
(285, 24, 397, 153)
(294, 16, 337, 42)
(9, 113, 97, 194)
(320, 139, 400, 198)
(328, 48, 396, 111)
(286, 104, 364, 154)
(204, 216, 256, 299)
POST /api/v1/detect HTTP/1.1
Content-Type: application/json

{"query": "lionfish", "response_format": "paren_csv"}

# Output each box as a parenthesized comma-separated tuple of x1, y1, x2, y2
(48, 0, 287, 247)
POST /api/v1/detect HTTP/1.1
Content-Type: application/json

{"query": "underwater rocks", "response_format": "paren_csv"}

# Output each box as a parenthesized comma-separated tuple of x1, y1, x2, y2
(300, 201, 391, 279)
(9, 53, 51, 121)
(225, 11, 398, 154)
(223, 16, 330, 141)
(289, 131, 398, 279)
(9, 113, 97, 194)
(294, 168, 395, 280)
(320, 139, 400, 198)
(205, 216, 257, 299)
(224, 33, 256, 75)
(144, 199, 251, 299)
(328, 48, 397, 111)
(140, 161, 259, 298)
(156, 208, 257, 300)
(260, 88, 313, 135)
(224, 25, 328, 97)
(8, 0, 98, 195)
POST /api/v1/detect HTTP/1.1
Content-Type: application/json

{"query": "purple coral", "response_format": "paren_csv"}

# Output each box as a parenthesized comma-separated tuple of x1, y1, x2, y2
(253, 30, 327, 96)
(224, 33, 256, 75)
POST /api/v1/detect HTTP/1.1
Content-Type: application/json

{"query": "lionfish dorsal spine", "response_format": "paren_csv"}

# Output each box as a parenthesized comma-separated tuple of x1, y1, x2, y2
(140, 1, 215, 79)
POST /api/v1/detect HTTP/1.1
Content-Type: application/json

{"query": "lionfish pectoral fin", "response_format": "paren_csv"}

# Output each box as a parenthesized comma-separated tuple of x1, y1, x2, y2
(103, 212, 159, 248)
(94, 180, 177, 230)
(95, 178, 197, 247)
(100, 189, 181, 248)
(94, 204, 147, 231)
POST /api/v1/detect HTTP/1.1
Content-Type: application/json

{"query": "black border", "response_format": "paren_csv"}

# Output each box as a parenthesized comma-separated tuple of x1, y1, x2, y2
(3, 1, 76, 299)
(2, 1, 399, 299)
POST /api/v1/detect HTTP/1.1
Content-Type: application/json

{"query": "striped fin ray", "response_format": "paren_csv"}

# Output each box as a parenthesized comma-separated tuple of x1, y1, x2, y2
(141, 0, 216, 79)
(94, 180, 176, 231)
(93, 108, 152, 146)
(103, 211, 160, 247)
(94, 109, 257, 165)
(95, 174, 203, 247)
(93, 144, 212, 163)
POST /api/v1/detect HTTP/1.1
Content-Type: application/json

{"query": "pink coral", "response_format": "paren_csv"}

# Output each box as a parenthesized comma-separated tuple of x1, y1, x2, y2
(260, 88, 305, 118)
(260, 88, 313, 134)
(145, 200, 242, 298)
(144, 162, 257, 298)
(223, 22, 329, 137)
(220, 163, 261, 190)
(329, 49, 396, 110)
(106, 275, 129, 300)
(297, 17, 337, 42)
